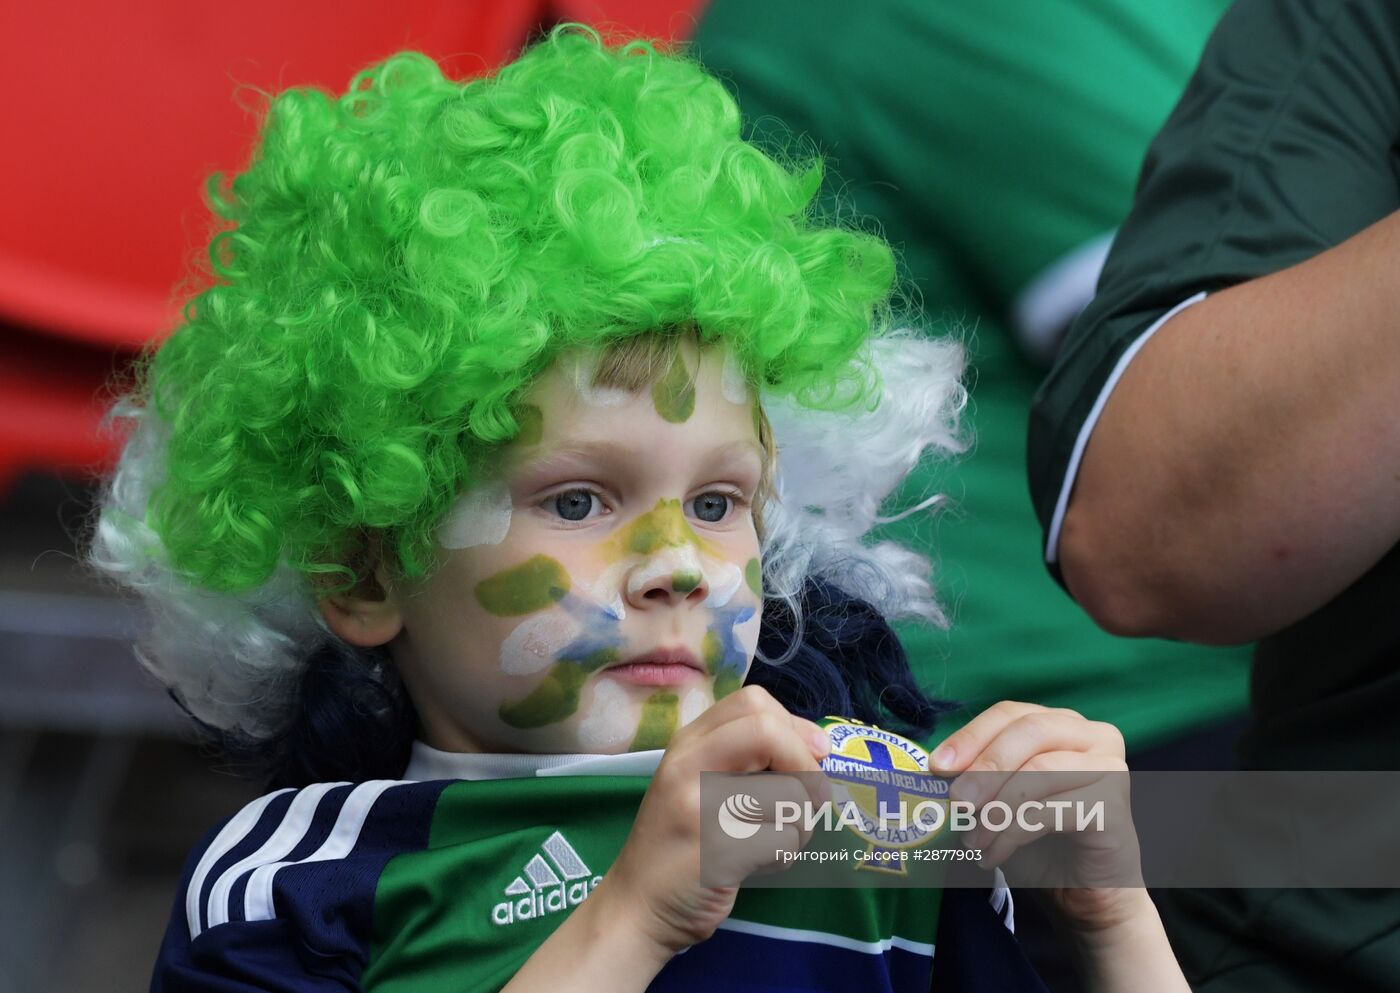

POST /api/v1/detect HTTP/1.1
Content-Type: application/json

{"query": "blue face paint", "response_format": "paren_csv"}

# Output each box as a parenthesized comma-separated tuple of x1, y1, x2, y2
(703, 601, 755, 699)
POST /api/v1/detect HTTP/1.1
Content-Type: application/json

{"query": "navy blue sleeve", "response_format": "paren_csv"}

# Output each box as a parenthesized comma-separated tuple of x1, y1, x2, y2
(149, 780, 446, 993)
(931, 887, 1049, 992)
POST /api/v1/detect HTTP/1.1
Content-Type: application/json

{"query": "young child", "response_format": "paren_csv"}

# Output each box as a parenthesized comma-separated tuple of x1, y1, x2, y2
(92, 26, 1187, 992)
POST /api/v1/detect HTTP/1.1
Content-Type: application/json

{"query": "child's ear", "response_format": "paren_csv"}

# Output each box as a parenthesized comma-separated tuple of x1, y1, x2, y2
(318, 561, 403, 648)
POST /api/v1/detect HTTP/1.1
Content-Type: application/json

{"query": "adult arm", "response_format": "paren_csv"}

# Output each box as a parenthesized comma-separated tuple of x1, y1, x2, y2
(1062, 213, 1400, 643)
(1028, 0, 1400, 644)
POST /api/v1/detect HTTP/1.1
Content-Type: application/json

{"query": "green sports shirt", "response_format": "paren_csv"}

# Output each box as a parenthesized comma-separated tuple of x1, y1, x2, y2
(1028, 0, 1400, 774)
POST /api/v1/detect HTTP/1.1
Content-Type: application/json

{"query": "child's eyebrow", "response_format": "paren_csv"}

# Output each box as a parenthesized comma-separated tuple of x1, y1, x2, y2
(509, 439, 763, 478)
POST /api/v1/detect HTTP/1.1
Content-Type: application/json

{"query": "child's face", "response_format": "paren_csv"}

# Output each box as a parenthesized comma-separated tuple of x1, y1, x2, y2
(392, 343, 763, 754)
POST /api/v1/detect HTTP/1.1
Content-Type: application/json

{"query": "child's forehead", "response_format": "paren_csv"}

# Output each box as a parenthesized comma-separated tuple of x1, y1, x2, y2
(506, 344, 759, 463)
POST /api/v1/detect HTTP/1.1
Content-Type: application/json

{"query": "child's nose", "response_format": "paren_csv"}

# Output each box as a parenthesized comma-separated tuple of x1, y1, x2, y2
(625, 547, 710, 609)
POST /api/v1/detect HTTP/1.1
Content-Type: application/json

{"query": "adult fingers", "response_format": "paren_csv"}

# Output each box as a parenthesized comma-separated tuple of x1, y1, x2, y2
(942, 708, 1124, 810)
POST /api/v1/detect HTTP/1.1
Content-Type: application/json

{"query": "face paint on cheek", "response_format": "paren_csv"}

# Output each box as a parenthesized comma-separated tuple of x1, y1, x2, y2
(701, 560, 743, 608)
(576, 679, 634, 751)
(498, 660, 589, 729)
(744, 558, 762, 597)
(438, 480, 513, 549)
(629, 690, 679, 751)
(474, 555, 570, 616)
(498, 611, 583, 675)
(577, 561, 628, 621)
(704, 602, 758, 700)
(651, 350, 696, 423)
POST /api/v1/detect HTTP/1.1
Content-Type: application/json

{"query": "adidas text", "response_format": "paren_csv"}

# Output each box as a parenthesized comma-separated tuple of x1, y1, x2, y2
(491, 831, 604, 927)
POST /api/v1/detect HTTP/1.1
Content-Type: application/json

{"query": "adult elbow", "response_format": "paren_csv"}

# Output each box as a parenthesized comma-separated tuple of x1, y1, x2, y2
(1061, 509, 1268, 646)
(1059, 528, 1171, 638)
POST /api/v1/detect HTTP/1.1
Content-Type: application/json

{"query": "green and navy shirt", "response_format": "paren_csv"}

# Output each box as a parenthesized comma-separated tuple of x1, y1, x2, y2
(152, 745, 1045, 992)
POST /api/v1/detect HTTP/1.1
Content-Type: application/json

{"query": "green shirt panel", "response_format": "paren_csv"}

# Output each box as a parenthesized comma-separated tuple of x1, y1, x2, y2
(365, 776, 942, 992)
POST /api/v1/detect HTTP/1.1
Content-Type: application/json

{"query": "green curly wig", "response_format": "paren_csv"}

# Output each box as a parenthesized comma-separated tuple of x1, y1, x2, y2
(146, 25, 898, 593)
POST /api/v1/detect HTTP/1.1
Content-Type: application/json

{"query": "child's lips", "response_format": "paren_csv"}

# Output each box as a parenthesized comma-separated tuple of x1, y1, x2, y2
(603, 647, 704, 686)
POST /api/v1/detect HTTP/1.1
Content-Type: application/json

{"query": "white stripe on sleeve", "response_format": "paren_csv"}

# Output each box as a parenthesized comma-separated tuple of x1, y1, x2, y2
(185, 788, 294, 939)
(242, 780, 399, 924)
(203, 782, 346, 933)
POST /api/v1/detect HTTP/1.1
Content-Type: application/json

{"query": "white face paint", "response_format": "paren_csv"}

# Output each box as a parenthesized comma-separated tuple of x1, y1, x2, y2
(438, 479, 513, 549)
(624, 545, 704, 599)
(562, 351, 632, 408)
(578, 561, 628, 621)
(733, 608, 762, 662)
(678, 686, 708, 728)
(702, 560, 744, 609)
(497, 612, 584, 676)
(577, 680, 636, 751)
(720, 346, 751, 406)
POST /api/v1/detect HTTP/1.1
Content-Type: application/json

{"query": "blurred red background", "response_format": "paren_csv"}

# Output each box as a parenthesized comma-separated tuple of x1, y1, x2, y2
(0, 0, 703, 492)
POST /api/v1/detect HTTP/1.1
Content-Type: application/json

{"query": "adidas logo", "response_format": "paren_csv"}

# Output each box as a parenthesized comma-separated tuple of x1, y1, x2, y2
(491, 831, 603, 927)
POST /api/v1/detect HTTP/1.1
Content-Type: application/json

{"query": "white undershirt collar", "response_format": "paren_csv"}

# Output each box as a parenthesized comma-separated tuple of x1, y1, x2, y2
(403, 740, 664, 782)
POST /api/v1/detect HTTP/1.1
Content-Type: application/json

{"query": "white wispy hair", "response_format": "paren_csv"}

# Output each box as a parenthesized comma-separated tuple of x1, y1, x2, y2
(88, 404, 325, 739)
(757, 330, 966, 662)
(88, 329, 966, 739)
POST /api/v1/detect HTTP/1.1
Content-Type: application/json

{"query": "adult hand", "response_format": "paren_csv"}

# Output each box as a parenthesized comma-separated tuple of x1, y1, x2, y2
(930, 700, 1142, 934)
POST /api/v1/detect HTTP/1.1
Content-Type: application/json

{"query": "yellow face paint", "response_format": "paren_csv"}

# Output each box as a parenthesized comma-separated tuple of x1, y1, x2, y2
(629, 690, 679, 750)
(606, 498, 717, 560)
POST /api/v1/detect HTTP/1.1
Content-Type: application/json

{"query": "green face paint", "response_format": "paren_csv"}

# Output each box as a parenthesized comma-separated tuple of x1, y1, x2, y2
(474, 555, 570, 616)
(629, 690, 679, 750)
(702, 629, 724, 672)
(514, 404, 544, 446)
(713, 670, 743, 700)
(608, 499, 716, 558)
(651, 350, 696, 423)
(744, 557, 762, 597)
(569, 646, 621, 672)
(497, 646, 618, 730)
(498, 660, 588, 728)
(671, 569, 702, 594)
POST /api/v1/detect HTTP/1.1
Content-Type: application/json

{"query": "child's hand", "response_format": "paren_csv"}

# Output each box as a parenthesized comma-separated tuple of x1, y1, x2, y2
(597, 686, 830, 958)
(929, 701, 1145, 935)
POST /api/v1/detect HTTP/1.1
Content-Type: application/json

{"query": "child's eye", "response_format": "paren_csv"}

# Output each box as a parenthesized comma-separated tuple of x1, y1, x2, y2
(546, 489, 603, 522)
(689, 492, 731, 524)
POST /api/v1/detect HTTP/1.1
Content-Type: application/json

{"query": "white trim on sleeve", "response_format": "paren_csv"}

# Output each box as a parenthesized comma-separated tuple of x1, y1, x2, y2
(1045, 291, 1208, 564)
(1011, 231, 1116, 364)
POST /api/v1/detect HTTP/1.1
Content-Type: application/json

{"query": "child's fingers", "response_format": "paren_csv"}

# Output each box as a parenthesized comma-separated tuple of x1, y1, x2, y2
(699, 710, 827, 775)
(678, 685, 830, 763)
